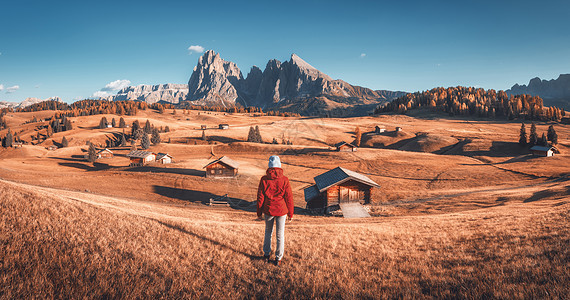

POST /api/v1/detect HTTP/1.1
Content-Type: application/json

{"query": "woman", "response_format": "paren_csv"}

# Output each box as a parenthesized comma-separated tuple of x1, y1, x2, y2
(257, 155, 293, 266)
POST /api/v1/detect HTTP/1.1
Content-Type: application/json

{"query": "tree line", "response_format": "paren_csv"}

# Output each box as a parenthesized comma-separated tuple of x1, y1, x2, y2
(375, 86, 565, 121)
(519, 123, 558, 147)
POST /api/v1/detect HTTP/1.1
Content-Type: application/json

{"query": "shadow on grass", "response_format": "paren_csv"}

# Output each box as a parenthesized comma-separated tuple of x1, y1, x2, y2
(58, 161, 113, 171)
(152, 185, 310, 215)
(154, 220, 259, 259)
(128, 166, 205, 177)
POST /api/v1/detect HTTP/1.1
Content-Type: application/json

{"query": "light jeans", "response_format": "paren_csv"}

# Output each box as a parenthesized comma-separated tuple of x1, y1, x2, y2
(263, 214, 286, 260)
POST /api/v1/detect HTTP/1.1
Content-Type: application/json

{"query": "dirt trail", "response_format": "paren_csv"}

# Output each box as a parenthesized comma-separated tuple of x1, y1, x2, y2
(0, 178, 232, 225)
(389, 175, 570, 206)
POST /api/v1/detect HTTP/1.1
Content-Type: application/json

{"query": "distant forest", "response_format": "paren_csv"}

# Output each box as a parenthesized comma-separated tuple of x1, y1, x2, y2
(375, 86, 565, 121)
(0, 100, 299, 118)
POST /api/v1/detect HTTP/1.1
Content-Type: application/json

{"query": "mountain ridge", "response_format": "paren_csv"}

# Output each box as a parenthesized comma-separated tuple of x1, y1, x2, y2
(507, 74, 570, 110)
(95, 50, 406, 116)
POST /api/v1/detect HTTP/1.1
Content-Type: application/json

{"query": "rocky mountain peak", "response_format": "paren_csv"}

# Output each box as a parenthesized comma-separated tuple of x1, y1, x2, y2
(187, 50, 244, 107)
(182, 50, 403, 115)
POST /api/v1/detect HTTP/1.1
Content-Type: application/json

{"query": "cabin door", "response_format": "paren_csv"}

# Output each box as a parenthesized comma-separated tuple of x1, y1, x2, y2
(339, 187, 349, 202)
(349, 190, 359, 201)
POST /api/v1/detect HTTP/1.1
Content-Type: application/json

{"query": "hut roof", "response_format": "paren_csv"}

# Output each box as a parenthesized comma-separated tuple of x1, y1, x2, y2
(304, 185, 320, 202)
(313, 167, 380, 192)
(127, 150, 154, 158)
(334, 141, 356, 148)
(204, 156, 240, 169)
(97, 148, 113, 154)
(530, 145, 560, 153)
(156, 153, 172, 160)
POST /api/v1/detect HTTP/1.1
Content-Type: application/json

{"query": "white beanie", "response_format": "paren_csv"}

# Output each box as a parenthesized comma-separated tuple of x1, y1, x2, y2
(268, 155, 281, 168)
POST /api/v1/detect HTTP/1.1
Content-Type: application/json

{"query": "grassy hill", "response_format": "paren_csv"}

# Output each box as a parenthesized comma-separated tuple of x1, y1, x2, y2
(1, 179, 569, 298)
(1, 109, 569, 297)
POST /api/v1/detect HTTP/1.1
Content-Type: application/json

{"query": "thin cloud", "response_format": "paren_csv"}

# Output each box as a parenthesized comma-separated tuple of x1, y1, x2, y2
(0, 84, 4, 91)
(188, 45, 205, 54)
(101, 79, 131, 91)
(5, 85, 19, 93)
(360, 53, 366, 58)
(92, 91, 112, 98)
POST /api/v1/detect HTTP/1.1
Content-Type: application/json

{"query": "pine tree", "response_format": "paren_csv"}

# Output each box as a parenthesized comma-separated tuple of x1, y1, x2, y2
(131, 120, 140, 137)
(529, 123, 538, 146)
(151, 128, 161, 145)
(254, 125, 262, 143)
(5, 129, 13, 148)
(547, 125, 558, 144)
(87, 142, 97, 162)
(144, 119, 152, 134)
(247, 126, 255, 142)
(46, 124, 53, 138)
(164, 126, 170, 133)
(130, 141, 137, 151)
(99, 117, 108, 129)
(133, 128, 143, 141)
(62, 136, 69, 147)
(355, 126, 362, 147)
(202, 130, 207, 141)
(119, 117, 126, 128)
(272, 137, 278, 144)
(111, 118, 116, 128)
(141, 133, 150, 149)
(64, 118, 72, 131)
(519, 123, 527, 146)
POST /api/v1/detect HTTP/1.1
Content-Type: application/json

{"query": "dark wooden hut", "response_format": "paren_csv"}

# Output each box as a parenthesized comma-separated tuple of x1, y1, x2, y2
(334, 141, 357, 152)
(204, 156, 239, 178)
(127, 150, 156, 166)
(304, 167, 380, 212)
(98, 148, 114, 158)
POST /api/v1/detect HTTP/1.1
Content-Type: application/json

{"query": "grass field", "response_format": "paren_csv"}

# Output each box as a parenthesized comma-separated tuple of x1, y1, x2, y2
(1, 109, 569, 298)
(1, 179, 569, 298)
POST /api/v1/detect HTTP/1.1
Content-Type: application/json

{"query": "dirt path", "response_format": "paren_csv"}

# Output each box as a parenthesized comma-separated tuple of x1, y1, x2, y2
(388, 175, 570, 206)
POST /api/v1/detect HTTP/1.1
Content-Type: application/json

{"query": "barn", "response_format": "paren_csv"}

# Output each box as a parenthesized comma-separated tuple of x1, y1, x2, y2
(127, 150, 156, 166)
(530, 145, 560, 157)
(375, 126, 386, 134)
(335, 141, 357, 152)
(156, 153, 173, 164)
(204, 156, 239, 178)
(219, 124, 229, 130)
(98, 148, 113, 158)
(304, 167, 380, 212)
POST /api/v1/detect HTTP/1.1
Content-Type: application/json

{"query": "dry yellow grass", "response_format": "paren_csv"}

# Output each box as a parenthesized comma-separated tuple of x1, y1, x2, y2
(1, 180, 568, 298)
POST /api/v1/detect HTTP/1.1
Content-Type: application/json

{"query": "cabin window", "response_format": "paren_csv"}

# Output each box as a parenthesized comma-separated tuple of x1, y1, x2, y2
(210, 169, 215, 174)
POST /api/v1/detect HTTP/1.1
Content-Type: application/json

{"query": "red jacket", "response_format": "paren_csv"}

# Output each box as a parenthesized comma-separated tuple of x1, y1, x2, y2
(257, 168, 294, 218)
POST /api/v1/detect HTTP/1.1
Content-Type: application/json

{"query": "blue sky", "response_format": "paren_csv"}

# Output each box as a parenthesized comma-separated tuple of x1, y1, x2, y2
(1, 0, 569, 103)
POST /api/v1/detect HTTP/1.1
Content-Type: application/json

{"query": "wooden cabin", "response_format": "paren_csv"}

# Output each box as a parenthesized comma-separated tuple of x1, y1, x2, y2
(334, 141, 357, 152)
(530, 145, 560, 157)
(395, 126, 403, 132)
(218, 124, 229, 130)
(156, 153, 173, 164)
(204, 156, 239, 178)
(127, 150, 156, 166)
(97, 148, 113, 158)
(375, 126, 386, 134)
(12, 142, 23, 148)
(304, 167, 380, 212)
(47, 145, 58, 151)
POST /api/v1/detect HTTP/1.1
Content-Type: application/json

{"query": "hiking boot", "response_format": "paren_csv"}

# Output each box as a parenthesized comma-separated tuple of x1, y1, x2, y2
(275, 259, 282, 266)
(263, 255, 270, 263)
